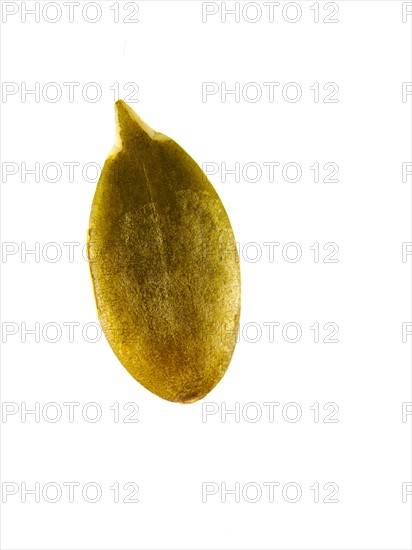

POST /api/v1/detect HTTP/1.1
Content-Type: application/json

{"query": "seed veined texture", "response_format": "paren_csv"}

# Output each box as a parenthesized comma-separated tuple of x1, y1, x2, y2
(87, 101, 241, 403)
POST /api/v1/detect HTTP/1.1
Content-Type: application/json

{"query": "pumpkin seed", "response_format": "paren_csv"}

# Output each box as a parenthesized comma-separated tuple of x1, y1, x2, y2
(87, 101, 240, 403)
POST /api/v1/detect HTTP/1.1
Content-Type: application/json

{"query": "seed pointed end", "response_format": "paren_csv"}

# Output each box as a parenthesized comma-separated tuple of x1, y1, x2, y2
(116, 100, 157, 139)
(108, 101, 170, 158)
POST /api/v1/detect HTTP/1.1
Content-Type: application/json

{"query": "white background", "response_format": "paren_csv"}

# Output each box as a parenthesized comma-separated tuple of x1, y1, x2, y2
(1, 1, 411, 549)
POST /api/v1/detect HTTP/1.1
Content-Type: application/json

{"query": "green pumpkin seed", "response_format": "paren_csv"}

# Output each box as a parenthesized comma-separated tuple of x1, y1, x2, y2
(87, 101, 240, 403)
